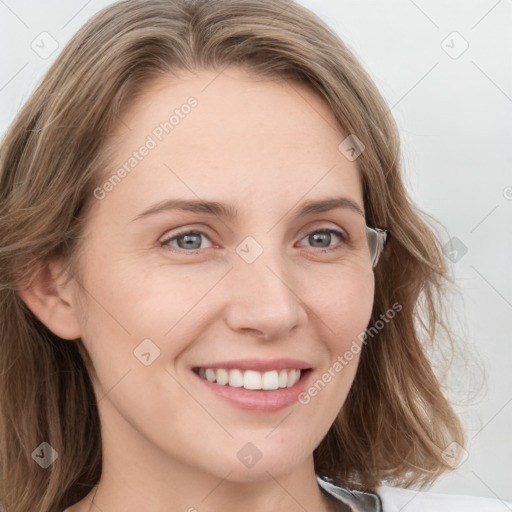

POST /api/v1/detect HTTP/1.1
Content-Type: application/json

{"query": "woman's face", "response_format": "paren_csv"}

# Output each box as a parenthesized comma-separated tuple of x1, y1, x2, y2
(67, 67, 375, 483)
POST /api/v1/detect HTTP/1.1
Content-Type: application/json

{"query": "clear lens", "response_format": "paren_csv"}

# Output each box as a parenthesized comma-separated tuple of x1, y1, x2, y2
(366, 226, 388, 268)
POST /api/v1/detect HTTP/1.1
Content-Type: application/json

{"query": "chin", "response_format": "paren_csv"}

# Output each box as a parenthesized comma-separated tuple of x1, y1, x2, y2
(219, 442, 312, 483)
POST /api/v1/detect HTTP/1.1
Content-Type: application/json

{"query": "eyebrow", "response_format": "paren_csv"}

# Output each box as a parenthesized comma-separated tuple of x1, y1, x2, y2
(130, 196, 365, 222)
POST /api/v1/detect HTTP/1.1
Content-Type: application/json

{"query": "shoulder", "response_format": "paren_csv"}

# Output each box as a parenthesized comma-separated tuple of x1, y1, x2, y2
(376, 485, 512, 512)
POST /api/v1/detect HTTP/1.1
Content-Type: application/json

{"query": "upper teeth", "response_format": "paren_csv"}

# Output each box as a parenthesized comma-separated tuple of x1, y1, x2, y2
(197, 368, 301, 390)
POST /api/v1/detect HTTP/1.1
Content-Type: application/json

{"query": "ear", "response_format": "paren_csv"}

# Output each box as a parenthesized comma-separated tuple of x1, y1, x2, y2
(17, 261, 82, 340)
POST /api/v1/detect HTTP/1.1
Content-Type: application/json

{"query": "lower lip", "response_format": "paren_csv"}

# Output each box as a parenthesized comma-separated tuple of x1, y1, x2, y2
(193, 370, 312, 412)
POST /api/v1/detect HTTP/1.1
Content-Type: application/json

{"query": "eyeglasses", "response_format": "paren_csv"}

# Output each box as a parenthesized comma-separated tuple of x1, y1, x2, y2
(366, 226, 389, 268)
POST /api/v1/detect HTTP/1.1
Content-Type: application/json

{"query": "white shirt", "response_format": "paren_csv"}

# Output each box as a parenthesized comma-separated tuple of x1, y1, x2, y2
(317, 474, 512, 511)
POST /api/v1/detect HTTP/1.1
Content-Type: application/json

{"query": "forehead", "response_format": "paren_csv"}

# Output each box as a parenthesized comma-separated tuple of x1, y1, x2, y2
(96, 67, 363, 221)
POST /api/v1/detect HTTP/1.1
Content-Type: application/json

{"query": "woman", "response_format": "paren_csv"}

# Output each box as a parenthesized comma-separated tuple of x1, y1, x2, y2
(0, 1, 508, 511)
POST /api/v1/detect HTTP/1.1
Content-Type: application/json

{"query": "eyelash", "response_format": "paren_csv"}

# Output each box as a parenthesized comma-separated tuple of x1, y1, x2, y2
(159, 228, 349, 255)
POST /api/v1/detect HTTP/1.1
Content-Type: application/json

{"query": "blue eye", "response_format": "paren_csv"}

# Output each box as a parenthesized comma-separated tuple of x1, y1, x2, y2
(298, 229, 348, 250)
(160, 228, 349, 254)
(161, 230, 212, 253)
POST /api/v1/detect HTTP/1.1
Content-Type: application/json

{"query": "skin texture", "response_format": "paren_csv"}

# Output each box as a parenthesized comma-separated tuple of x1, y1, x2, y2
(22, 67, 376, 512)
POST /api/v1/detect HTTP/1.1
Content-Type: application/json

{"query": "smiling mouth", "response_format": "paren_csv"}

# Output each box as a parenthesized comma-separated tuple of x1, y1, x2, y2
(193, 367, 311, 390)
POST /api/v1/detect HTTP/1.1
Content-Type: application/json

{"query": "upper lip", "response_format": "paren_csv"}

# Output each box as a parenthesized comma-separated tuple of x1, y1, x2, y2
(193, 358, 312, 372)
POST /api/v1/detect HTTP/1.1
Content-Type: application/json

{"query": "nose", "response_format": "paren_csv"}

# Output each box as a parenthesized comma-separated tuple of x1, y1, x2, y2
(223, 249, 307, 341)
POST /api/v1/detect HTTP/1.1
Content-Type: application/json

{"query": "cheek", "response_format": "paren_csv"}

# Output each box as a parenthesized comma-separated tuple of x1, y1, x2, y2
(312, 265, 375, 349)
(73, 258, 227, 397)
(301, 268, 374, 407)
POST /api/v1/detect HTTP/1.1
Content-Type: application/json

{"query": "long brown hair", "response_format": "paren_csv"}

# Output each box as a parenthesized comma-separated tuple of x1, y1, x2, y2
(0, 0, 465, 510)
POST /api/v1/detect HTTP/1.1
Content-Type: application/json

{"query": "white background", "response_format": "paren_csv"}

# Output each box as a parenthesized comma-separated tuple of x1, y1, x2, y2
(0, 0, 510, 503)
